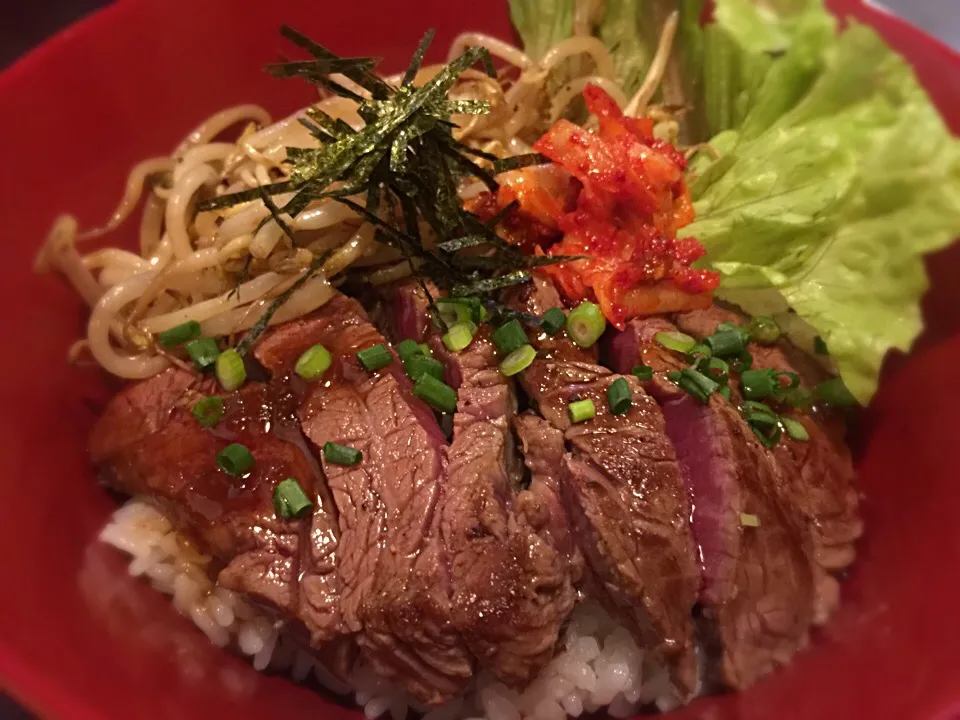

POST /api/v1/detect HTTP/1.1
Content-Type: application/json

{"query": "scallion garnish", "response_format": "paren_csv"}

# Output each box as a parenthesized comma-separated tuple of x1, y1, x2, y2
(705, 357, 730, 384)
(607, 378, 632, 415)
(632, 364, 653, 381)
(185, 338, 220, 370)
(816, 377, 858, 407)
(667, 368, 719, 404)
(443, 322, 476, 353)
(492, 319, 528, 355)
(718, 385, 731, 401)
(741, 400, 776, 415)
(295, 344, 332, 380)
(216, 349, 247, 391)
(568, 398, 596, 424)
(655, 331, 697, 354)
(357, 344, 393, 372)
(273, 478, 313, 519)
(539, 308, 567, 336)
(688, 343, 712, 368)
(747, 316, 780, 345)
(216, 443, 254, 476)
(567, 301, 606, 348)
(739, 513, 760, 527)
(396, 338, 427, 363)
(741, 368, 777, 400)
(500, 344, 536, 376)
(783, 386, 814, 409)
(781, 417, 810, 442)
(435, 298, 473, 328)
(158, 320, 201, 349)
(706, 329, 748, 357)
(744, 409, 782, 448)
(323, 442, 363, 466)
(192, 396, 224, 427)
(413, 374, 458, 413)
(404, 354, 446, 383)
(730, 351, 753, 373)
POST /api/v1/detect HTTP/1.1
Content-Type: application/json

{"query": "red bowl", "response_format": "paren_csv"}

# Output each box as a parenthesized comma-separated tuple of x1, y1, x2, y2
(3, 1, 960, 718)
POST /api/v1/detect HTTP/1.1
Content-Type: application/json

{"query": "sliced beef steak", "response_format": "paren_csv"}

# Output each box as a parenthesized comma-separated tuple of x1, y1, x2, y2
(255, 293, 471, 705)
(382, 282, 577, 687)
(609, 316, 816, 688)
(513, 413, 583, 583)
(506, 277, 701, 700)
(90, 370, 344, 651)
(673, 307, 861, 622)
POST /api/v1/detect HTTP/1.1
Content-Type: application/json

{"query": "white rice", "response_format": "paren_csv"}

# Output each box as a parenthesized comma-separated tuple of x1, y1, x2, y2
(100, 499, 673, 719)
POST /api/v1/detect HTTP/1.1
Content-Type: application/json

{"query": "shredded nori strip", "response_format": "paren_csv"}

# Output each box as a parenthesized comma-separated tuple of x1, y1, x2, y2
(202, 27, 574, 352)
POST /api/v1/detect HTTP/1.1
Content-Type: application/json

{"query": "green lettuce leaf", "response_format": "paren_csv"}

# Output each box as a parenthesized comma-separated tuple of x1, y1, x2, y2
(508, 0, 575, 61)
(686, 3, 960, 403)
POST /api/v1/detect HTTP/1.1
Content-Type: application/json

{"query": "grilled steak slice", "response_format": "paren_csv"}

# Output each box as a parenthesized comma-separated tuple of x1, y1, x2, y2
(443, 330, 576, 687)
(609, 316, 815, 688)
(672, 307, 861, 623)
(382, 282, 577, 687)
(505, 277, 701, 700)
(513, 412, 584, 583)
(89, 370, 344, 649)
(256, 293, 470, 706)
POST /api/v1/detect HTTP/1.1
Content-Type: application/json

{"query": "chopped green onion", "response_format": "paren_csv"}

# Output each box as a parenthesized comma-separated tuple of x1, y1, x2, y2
(607, 377, 632, 415)
(655, 331, 696, 354)
(185, 338, 220, 370)
(775, 371, 801, 392)
(294, 344, 332, 380)
(688, 343, 712, 368)
(739, 513, 760, 527)
(730, 351, 753, 373)
(783, 386, 814, 409)
(396, 339, 426, 362)
(323, 441, 363, 466)
(500, 344, 536, 376)
(668, 368, 719, 404)
(706, 329, 748, 358)
(492, 319, 528, 355)
(568, 398, 596, 424)
(816, 378, 858, 407)
(781, 417, 810, 442)
(192, 396, 224, 427)
(418, 343, 432, 356)
(632, 364, 653, 381)
(435, 298, 472, 328)
(566, 301, 606, 348)
(273, 478, 313, 519)
(215, 349, 246, 391)
(814, 336, 829, 355)
(216, 443, 254, 476)
(443, 322, 476, 353)
(413, 374, 458, 413)
(404, 354, 446, 383)
(539, 308, 567, 335)
(158, 320, 201, 349)
(705, 357, 730, 384)
(357, 344, 393, 372)
(716, 321, 740, 333)
(745, 410, 782, 448)
(741, 401, 776, 415)
(741, 368, 777, 400)
(747, 316, 780, 345)
(717, 386, 731, 401)
(436, 297, 485, 326)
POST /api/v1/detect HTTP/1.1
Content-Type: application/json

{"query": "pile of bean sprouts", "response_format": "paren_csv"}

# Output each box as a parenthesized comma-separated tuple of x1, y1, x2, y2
(36, 10, 678, 380)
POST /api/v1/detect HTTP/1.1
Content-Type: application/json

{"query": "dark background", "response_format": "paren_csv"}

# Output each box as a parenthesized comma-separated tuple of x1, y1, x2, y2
(0, 0, 956, 718)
